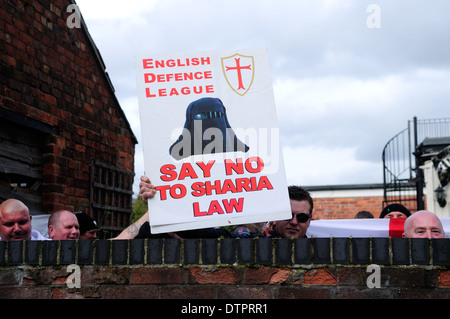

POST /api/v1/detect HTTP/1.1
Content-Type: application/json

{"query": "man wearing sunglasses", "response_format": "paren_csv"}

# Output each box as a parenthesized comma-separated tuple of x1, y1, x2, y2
(263, 185, 313, 238)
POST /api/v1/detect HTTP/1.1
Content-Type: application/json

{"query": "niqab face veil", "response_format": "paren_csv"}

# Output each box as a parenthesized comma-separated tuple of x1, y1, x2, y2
(169, 97, 249, 160)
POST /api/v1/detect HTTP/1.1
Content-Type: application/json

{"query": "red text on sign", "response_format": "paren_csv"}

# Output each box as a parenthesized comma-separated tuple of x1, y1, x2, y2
(145, 85, 214, 98)
(142, 57, 211, 69)
(144, 71, 213, 83)
(191, 176, 273, 197)
(193, 198, 244, 217)
(160, 160, 216, 182)
(225, 157, 264, 175)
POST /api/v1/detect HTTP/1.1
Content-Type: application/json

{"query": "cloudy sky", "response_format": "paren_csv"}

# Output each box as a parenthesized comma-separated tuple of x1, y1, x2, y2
(74, 0, 450, 196)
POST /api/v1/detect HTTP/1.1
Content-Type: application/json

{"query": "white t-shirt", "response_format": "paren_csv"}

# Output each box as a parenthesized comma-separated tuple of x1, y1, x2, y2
(0, 230, 51, 241)
(30, 230, 51, 240)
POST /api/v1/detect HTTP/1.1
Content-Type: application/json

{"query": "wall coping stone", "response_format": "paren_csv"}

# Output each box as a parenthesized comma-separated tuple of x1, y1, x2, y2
(0, 238, 449, 267)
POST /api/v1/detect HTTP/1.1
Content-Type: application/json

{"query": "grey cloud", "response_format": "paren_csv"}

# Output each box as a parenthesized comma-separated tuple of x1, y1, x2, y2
(76, 0, 450, 187)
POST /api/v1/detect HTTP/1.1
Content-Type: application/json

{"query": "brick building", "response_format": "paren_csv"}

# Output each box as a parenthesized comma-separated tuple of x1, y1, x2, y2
(1, 0, 136, 237)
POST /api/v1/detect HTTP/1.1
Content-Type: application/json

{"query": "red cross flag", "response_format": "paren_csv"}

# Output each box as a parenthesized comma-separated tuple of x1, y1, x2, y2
(135, 48, 291, 234)
(307, 217, 450, 238)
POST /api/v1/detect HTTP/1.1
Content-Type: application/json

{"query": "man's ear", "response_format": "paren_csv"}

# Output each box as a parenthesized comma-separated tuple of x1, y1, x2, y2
(48, 225, 55, 239)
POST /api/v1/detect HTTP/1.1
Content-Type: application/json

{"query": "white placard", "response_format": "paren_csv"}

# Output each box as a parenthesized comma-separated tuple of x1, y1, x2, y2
(134, 48, 291, 233)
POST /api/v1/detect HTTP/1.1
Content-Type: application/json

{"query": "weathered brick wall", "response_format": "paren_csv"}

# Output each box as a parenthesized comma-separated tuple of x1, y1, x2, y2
(314, 196, 384, 219)
(312, 195, 421, 219)
(1, 238, 450, 299)
(1, 0, 136, 213)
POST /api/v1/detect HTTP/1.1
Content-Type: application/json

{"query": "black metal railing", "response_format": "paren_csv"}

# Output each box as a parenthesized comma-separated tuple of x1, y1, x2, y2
(382, 117, 450, 211)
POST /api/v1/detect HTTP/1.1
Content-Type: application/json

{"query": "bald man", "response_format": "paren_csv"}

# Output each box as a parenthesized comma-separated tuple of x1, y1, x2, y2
(402, 210, 445, 239)
(48, 210, 80, 240)
(0, 199, 49, 240)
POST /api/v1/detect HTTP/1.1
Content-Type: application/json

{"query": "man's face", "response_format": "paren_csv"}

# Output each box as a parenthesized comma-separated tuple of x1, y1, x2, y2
(383, 211, 409, 219)
(0, 208, 32, 240)
(80, 229, 97, 240)
(276, 199, 311, 238)
(404, 214, 444, 239)
(49, 212, 80, 240)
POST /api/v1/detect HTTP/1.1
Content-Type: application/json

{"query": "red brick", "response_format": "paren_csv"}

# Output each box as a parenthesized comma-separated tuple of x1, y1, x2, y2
(438, 270, 450, 287)
(160, 286, 215, 299)
(46, 144, 63, 156)
(23, 267, 68, 286)
(245, 268, 291, 285)
(83, 102, 94, 113)
(0, 269, 23, 285)
(188, 267, 242, 284)
(131, 267, 185, 284)
(27, 107, 59, 126)
(42, 163, 60, 175)
(7, 56, 16, 67)
(304, 269, 338, 285)
(276, 287, 332, 299)
(51, 288, 87, 299)
(0, 287, 50, 299)
(80, 267, 129, 285)
(217, 286, 272, 299)
(104, 286, 159, 299)
(74, 144, 86, 153)
(313, 196, 385, 220)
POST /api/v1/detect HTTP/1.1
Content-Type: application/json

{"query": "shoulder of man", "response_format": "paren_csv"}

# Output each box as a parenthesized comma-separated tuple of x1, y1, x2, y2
(31, 230, 51, 241)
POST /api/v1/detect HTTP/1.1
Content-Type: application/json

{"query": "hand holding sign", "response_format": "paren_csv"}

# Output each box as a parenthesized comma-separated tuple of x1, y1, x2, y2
(139, 175, 156, 203)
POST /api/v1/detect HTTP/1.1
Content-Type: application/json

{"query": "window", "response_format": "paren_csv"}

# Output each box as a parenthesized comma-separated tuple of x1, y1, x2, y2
(90, 161, 134, 238)
(0, 116, 46, 214)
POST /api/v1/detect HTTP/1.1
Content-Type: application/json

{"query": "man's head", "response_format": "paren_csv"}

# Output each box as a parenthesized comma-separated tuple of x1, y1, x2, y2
(0, 199, 33, 240)
(402, 210, 445, 239)
(275, 186, 313, 238)
(76, 212, 98, 239)
(48, 210, 80, 240)
(380, 203, 411, 219)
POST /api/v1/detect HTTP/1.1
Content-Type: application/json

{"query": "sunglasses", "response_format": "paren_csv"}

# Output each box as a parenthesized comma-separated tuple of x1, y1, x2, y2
(289, 212, 311, 223)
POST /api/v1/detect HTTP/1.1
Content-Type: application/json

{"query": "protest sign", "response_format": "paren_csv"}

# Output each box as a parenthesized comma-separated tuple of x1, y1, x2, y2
(134, 48, 291, 233)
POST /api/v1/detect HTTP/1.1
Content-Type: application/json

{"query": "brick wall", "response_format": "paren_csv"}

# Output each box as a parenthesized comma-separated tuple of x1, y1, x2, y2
(314, 196, 384, 219)
(313, 196, 421, 219)
(1, 0, 136, 214)
(1, 238, 450, 300)
(308, 185, 421, 219)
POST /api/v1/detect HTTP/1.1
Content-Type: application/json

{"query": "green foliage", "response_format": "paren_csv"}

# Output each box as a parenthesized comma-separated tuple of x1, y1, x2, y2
(132, 197, 148, 223)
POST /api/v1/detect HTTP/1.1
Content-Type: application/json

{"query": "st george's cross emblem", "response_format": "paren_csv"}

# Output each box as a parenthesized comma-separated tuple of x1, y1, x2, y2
(221, 53, 255, 96)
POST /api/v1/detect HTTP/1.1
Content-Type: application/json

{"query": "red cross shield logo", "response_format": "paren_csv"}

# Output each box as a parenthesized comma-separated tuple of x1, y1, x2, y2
(221, 53, 255, 96)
